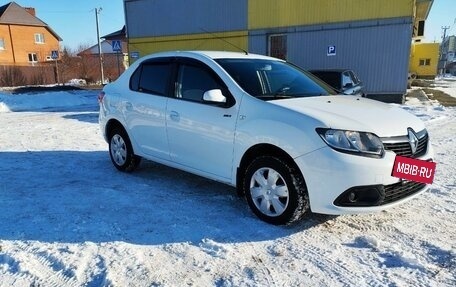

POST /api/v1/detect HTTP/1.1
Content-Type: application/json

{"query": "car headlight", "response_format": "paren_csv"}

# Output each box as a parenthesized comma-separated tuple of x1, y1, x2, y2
(316, 128, 384, 158)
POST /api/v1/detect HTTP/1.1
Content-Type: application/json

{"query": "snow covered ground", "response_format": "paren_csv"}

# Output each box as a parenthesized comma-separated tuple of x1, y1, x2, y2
(0, 83, 455, 286)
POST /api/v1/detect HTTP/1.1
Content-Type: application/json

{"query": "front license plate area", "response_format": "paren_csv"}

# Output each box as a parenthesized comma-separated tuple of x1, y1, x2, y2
(392, 156, 436, 184)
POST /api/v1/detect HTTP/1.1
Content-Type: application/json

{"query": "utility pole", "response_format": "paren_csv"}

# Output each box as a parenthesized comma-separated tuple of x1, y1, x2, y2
(95, 8, 105, 85)
(439, 26, 451, 75)
(441, 26, 450, 41)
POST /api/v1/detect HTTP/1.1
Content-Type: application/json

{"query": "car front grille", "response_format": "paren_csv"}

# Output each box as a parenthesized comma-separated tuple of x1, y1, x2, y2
(382, 130, 428, 158)
(383, 180, 427, 204)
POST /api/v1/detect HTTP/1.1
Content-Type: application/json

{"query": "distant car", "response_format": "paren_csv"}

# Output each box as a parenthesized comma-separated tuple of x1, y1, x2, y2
(408, 72, 417, 88)
(309, 69, 364, 96)
(99, 51, 433, 225)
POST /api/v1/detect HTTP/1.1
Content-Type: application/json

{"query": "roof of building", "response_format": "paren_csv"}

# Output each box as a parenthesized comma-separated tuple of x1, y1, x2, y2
(0, 1, 62, 41)
(77, 39, 127, 56)
(102, 26, 126, 40)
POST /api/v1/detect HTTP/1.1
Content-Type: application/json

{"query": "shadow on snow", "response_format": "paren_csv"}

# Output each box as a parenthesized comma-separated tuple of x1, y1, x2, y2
(0, 150, 325, 245)
(62, 112, 99, 124)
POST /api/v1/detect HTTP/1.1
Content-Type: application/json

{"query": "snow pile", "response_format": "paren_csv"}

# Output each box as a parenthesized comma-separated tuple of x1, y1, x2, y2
(67, 79, 87, 86)
(0, 90, 96, 112)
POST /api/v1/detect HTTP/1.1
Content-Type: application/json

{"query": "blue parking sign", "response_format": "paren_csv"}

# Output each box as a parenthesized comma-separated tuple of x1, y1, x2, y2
(327, 45, 336, 56)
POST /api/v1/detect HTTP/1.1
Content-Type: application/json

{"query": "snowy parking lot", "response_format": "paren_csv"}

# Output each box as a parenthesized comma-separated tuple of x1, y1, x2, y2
(0, 83, 455, 286)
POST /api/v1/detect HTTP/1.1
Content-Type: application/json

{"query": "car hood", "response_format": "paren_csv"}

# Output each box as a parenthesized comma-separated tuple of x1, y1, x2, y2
(271, 96, 425, 137)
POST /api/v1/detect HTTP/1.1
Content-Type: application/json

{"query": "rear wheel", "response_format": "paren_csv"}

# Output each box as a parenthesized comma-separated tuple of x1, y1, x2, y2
(108, 127, 141, 172)
(243, 156, 309, 225)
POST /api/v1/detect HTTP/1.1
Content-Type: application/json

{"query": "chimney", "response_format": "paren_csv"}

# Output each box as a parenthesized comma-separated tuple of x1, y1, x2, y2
(24, 7, 36, 17)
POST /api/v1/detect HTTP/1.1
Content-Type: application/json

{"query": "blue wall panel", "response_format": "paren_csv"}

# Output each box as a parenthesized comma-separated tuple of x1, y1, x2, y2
(249, 18, 413, 96)
(125, 0, 248, 38)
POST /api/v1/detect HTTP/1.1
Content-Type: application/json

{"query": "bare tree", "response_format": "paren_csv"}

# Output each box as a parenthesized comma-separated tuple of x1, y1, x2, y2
(75, 43, 95, 83)
(59, 46, 83, 83)
(0, 66, 26, 87)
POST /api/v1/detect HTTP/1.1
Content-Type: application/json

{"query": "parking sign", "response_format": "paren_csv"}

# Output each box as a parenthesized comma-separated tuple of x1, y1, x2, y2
(327, 46, 336, 56)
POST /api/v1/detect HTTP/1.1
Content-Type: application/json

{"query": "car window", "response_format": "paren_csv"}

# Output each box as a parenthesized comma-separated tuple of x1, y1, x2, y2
(216, 59, 334, 100)
(349, 71, 360, 85)
(130, 66, 141, 91)
(130, 62, 172, 96)
(176, 64, 225, 102)
(310, 71, 341, 90)
(342, 71, 354, 88)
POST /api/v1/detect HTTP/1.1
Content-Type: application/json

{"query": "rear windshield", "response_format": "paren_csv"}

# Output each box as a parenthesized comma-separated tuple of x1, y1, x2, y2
(215, 59, 335, 100)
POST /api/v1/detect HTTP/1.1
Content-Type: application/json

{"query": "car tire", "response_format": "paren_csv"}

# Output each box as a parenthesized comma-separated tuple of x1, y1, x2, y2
(243, 156, 309, 225)
(108, 127, 141, 172)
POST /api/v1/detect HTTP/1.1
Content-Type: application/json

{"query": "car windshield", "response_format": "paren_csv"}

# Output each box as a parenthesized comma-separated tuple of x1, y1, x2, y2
(215, 58, 336, 100)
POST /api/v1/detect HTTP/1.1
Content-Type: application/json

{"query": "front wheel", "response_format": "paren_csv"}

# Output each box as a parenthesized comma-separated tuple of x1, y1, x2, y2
(108, 127, 141, 172)
(243, 156, 309, 225)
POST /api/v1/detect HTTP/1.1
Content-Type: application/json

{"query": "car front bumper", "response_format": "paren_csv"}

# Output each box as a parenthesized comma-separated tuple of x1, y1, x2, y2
(295, 145, 434, 215)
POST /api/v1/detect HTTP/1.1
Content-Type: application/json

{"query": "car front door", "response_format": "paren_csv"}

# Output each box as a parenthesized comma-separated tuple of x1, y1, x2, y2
(166, 59, 238, 180)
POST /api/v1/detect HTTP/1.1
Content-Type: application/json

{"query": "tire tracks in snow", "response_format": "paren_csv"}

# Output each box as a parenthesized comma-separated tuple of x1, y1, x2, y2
(4, 242, 79, 287)
(269, 219, 388, 287)
(290, 243, 374, 286)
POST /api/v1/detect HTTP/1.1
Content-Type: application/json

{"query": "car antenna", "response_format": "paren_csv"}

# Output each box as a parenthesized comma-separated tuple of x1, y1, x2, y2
(200, 28, 248, 55)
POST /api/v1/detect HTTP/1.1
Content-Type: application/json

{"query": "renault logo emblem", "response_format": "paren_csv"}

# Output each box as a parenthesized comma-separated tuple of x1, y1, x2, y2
(407, 128, 419, 154)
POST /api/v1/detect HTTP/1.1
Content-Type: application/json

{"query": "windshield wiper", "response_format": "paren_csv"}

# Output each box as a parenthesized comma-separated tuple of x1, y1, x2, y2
(256, 94, 294, 100)
(256, 86, 295, 100)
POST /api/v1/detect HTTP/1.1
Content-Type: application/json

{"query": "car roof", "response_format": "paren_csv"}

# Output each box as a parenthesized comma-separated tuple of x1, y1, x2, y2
(139, 50, 282, 61)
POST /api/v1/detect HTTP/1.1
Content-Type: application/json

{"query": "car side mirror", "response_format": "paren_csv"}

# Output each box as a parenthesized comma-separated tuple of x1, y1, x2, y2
(203, 89, 226, 103)
(344, 83, 353, 89)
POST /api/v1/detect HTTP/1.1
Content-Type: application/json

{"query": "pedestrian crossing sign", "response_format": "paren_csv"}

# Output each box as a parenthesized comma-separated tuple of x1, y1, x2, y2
(51, 50, 59, 59)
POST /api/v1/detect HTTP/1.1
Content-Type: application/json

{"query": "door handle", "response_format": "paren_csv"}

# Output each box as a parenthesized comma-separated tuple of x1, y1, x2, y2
(170, 111, 180, 121)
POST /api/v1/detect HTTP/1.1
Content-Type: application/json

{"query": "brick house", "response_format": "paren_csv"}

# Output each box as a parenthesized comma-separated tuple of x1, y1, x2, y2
(0, 1, 62, 86)
(0, 1, 61, 65)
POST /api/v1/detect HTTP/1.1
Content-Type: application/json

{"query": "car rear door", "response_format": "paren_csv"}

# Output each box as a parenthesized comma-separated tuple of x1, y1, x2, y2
(166, 58, 238, 180)
(123, 58, 173, 160)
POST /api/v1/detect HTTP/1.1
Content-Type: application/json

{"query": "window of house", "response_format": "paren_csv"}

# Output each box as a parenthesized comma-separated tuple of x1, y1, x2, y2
(417, 21, 425, 37)
(419, 59, 431, 66)
(28, 53, 38, 63)
(34, 33, 45, 44)
(0, 38, 5, 50)
(268, 34, 287, 60)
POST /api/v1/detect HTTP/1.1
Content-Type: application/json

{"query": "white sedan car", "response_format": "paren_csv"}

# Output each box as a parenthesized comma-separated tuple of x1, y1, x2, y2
(99, 51, 433, 225)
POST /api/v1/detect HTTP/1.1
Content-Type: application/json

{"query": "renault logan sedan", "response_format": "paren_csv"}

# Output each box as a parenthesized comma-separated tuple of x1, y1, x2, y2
(99, 51, 433, 225)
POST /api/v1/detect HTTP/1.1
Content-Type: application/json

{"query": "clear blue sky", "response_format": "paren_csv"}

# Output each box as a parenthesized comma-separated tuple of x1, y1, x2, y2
(6, 0, 455, 50)
(424, 0, 456, 42)
(9, 0, 125, 51)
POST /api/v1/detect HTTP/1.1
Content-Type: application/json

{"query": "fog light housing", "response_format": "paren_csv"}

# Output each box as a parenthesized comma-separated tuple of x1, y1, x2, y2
(334, 185, 385, 207)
